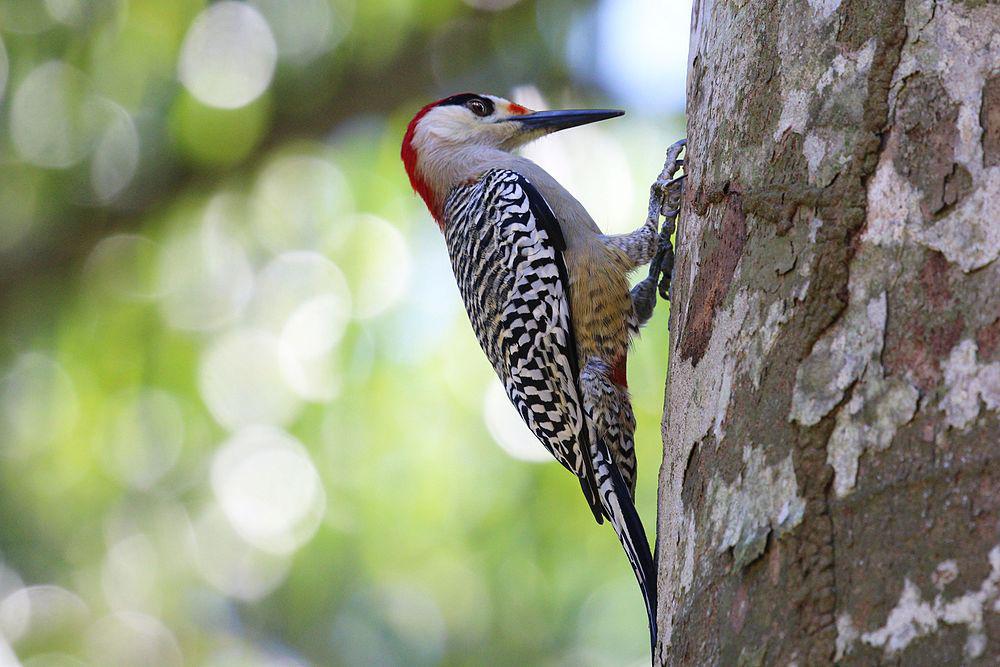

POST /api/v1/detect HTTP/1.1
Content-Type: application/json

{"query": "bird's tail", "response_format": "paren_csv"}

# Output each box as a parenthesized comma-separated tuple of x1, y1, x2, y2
(593, 437, 658, 653)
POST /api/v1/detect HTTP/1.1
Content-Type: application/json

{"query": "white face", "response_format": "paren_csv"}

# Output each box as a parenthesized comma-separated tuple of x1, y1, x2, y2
(404, 92, 622, 215)
(412, 94, 538, 152)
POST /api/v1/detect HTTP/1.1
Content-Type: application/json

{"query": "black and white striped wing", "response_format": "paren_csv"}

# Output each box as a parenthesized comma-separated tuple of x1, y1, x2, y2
(443, 170, 600, 502)
(443, 169, 658, 648)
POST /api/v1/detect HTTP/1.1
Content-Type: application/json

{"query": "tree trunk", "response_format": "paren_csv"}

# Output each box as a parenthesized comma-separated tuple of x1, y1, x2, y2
(654, 0, 1000, 664)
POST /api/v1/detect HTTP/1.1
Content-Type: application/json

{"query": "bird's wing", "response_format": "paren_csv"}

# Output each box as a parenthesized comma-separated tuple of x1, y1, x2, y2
(443, 169, 657, 649)
(443, 169, 603, 520)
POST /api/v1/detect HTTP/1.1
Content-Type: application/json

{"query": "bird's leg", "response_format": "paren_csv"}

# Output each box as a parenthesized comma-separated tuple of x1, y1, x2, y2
(579, 357, 636, 498)
(603, 140, 686, 270)
(649, 173, 685, 302)
(605, 223, 657, 271)
(631, 139, 686, 325)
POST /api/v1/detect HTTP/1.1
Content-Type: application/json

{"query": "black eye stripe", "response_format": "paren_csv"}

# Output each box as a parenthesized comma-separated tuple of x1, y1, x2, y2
(438, 93, 494, 116)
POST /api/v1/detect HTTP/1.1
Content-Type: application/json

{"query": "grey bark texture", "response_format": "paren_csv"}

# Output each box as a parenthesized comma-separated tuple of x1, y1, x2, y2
(654, 0, 1000, 664)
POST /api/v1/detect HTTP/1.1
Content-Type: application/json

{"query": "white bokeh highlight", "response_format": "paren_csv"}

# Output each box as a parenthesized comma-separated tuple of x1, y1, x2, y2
(211, 426, 326, 555)
(91, 102, 140, 202)
(157, 195, 255, 331)
(102, 389, 184, 490)
(199, 329, 302, 430)
(482, 379, 552, 463)
(0, 352, 78, 457)
(249, 251, 351, 336)
(84, 612, 182, 667)
(249, 251, 351, 401)
(101, 534, 162, 615)
(0, 567, 28, 642)
(193, 505, 290, 601)
(10, 61, 101, 168)
(251, 155, 351, 253)
(250, 0, 344, 64)
(203, 642, 309, 667)
(178, 1, 277, 109)
(281, 294, 347, 361)
(342, 215, 412, 319)
(279, 295, 346, 401)
(0, 585, 89, 644)
(45, 0, 84, 25)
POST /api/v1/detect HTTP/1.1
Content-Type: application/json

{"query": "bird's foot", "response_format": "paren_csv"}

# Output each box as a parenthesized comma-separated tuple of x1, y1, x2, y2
(631, 275, 657, 326)
(633, 140, 686, 324)
(648, 139, 686, 302)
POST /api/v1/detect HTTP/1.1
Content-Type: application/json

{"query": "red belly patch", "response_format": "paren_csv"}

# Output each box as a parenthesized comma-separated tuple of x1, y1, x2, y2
(610, 353, 628, 388)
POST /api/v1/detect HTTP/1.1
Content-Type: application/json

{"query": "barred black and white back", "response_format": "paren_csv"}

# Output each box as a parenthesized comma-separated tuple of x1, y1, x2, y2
(444, 169, 588, 478)
(442, 168, 657, 648)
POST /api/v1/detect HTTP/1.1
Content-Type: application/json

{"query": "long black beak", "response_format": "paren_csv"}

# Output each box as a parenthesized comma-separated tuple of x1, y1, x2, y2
(515, 108, 624, 133)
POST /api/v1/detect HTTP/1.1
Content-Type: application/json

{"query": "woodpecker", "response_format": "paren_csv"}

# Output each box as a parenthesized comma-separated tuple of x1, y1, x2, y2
(401, 92, 684, 652)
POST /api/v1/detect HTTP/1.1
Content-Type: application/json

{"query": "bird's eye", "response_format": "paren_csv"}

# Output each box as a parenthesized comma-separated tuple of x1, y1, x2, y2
(467, 99, 491, 117)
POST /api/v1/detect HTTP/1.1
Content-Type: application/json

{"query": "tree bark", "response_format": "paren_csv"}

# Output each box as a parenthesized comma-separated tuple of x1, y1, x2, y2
(655, 0, 1000, 664)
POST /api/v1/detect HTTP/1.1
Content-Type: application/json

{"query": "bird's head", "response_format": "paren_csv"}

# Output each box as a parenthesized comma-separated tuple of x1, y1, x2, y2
(401, 93, 623, 226)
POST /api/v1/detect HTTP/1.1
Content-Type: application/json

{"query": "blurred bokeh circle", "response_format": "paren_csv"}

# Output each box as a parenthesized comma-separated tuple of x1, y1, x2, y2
(178, 1, 278, 109)
(10, 61, 103, 168)
(211, 426, 326, 554)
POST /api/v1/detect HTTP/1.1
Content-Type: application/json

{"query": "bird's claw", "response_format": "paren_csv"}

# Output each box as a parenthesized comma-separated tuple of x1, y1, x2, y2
(662, 139, 686, 177)
(630, 276, 656, 325)
(647, 140, 686, 303)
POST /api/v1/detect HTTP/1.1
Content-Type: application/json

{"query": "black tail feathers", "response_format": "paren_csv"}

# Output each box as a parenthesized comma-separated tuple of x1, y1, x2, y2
(594, 438, 658, 654)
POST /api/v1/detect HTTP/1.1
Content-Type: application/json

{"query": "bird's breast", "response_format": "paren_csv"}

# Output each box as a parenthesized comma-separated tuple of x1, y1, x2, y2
(564, 244, 633, 364)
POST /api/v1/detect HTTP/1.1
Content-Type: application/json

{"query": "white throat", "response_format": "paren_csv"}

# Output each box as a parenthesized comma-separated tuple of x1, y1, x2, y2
(415, 141, 509, 205)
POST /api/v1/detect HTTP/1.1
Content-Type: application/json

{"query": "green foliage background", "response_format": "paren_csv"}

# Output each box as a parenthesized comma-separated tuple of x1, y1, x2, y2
(0, 0, 683, 664)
